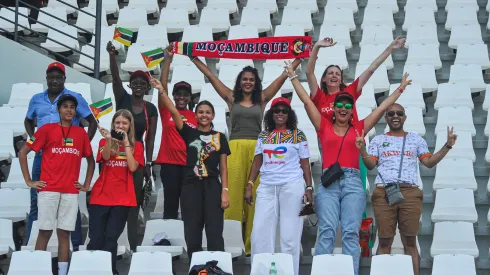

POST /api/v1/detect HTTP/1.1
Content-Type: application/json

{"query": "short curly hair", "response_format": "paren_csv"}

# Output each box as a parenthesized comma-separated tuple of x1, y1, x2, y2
(263, 106, 298, 132)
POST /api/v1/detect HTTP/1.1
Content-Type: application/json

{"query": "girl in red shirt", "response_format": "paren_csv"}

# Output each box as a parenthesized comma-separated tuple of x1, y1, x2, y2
(286, 63, 411, 275)
(87, 110, 144, 275)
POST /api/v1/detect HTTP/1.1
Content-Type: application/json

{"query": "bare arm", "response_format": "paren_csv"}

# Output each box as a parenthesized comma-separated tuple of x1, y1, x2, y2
(191, 57, 233, 106)
(300, 158, 312, 187)
(107, 41, 126, 104)
(85, 115, 97, 141)
(159, 49, 173, 96)
(145, 115, 158, 163)
(124, 144, 140, 172)
(24, 117, 35, 137)
(306, 38, 337, 97)
(359, 147, 378, 170)
(261, 58, 302, 104)
(220, 154, 228, 189)
(357, 37, 405, 92)
(420, 127, 457, 168)
(151, 77, 184, 130)
(83, 155, 95, 189)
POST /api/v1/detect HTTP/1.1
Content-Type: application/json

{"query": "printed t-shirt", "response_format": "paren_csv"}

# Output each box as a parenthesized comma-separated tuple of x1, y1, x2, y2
(155, 107, 197, 165)
(368, 132, 431, 186)
(254, 129, 310, 185)
(318, 117, 365, 170)
(179, 124, 231, 179)
(310, 77, 362, 122)
(90, 139, 145, 206)
(26, 123, 92, 193)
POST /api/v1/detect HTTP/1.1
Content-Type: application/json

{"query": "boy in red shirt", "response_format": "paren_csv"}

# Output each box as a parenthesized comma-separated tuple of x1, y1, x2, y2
(19, 94, 95, 275)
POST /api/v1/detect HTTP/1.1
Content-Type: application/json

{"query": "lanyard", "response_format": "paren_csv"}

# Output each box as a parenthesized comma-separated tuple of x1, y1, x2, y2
(143, 101, 149, 142)
(61, 123, 73, 146)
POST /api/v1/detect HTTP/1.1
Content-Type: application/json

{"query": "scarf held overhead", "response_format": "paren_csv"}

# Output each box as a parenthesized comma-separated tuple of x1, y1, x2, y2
(171, 36, 312, 60)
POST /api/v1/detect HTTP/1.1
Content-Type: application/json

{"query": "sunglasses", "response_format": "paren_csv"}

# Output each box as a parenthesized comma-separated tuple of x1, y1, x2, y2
(334, 102, 353, 109)
(273, 108, 289, 114)
(387, 110, 405, 117)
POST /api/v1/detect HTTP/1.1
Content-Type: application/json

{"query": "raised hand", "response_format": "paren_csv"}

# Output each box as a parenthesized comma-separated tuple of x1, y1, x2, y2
(149, 76, 163, 91)
(106, 41, 117, 55)
(283, 60, 297, 78)
(98, 126, 111, 139)
(447, 126, 457, 147)
(165, 44, 174, 57)
(390, 37, 406, 50)
(315, 37, 337, 48)
(355, 129, 366, 149)
(400, 72, 412, 89)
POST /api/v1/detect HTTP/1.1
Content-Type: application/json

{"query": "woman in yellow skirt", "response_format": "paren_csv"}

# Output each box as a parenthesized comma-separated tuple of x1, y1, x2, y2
(191, 57, 302, 255)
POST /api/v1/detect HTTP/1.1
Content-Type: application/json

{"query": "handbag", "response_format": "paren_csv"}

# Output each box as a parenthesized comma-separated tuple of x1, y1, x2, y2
(378, 133, 407, 206)
(141, 177, 152, 210)
(321, 125, 351, 188)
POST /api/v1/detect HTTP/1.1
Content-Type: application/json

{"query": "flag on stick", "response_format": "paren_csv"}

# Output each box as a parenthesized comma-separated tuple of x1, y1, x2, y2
(141, 48, 165, 68)
(113, 27, 133, 47)
(90, 98, 113, 120)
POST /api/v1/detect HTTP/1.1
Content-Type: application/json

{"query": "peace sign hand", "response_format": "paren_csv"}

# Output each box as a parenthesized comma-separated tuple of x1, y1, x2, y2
(355, 129, 366, 149)
(315, 37, 337, 48)
(447, 126, 457, 147)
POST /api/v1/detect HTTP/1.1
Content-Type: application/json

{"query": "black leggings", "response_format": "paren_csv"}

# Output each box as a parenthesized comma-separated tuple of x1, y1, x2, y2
(126, 169, 144, 251)
(160, 163, 185, 219)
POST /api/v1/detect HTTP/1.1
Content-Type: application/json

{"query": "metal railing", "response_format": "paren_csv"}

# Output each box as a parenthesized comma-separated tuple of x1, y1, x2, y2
(0, 0, 103, 79)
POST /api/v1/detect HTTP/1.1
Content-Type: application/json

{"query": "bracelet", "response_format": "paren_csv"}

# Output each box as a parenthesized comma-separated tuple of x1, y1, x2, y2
(146, 161, 152, 165)
(362, 155, 371, 159)
(223, 187, 229, 192)
(289, 75, 298, 80)
(445, 142, 452, 150)
(305, 186, 313, 191)
(247, 180, 254, 187)
(398, 87, 404, 93)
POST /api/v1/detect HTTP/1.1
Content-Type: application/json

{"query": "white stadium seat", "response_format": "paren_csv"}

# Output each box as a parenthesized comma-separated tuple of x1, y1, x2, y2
(356, 84, 376, 110)
(68, 251, 112, 275)
(190, 251, 233, 274)
(75, 8, 108, 33)
(135, 25, 169, 48)
(403, 64, 438, 93)
(317, 44, 348, 70)
(446, 0, 479, 11)
(435, 108, 475, 136)
(433, 159, 477, 191)
(128, 252, 173, 275)
(47, 0, 78, 14)
(432, 188, 477, 223)
(218, 65, 245, 82)
(448, 24, 484, 49)
(182, 25, 213, 43)
(217, 56, 254, 71)
(311, 254, 354, 275)
(388, 83, 425, 109)
(430, 221, 478, 257)
(240, 7, 272, 33)
(0, 129, 14, 161)
(367, 0, 399, 13)
(281, 7, 313, 33)
(137, 219, 185, 257)
(199, 8, 230, 33)
(384, 107, 426, 136)
(319, 24, 352, 49)
(435, 130, 475, 161)
(355, 64, 390, 93)
(245, 0, 278, 14)
(0, 218, 15, 256)
(361, 5, 395, 30)
(0, 188, 30, 222)
(251, 253, 294, 275)
(448, 64, 486, 93)
(370, 255, 414, 275)
(285, 0, 318, 14)
(405, 0, 437, 11)
(325, 0, 358, 13)
(358, 44, 393, 69)
(2, 158, 34, 189)
(88, 0, 119, 15)
(360, 25, 393, 47)
(228, 25, 259, 39)
(41, 25, 79, 53)
(171, 65, 205, 93)
(274, 23, 304, 37)
(357, 107, 376, 137)
(165, 0, 198, 15)
(158, 8, 189, 33)
(31, 7, 67, 33)
(372, 228, 421, 255)
(0, 107, 29, 136)
(199, 83, 231, 109)
(121, 44, 162, 73)
(150, 188, 164, 219)
(432, 254, 477, 275)
(127, 0, 160, 16)
(7, 83, 43, 107)
(405, 44, 441, 69)
(405, 24, 439, 47)
(64, 83, 91, 103)
(454, 44, 490, 69)
(206, 0, 238, 14)
(434, 83, 474, 110)
(80, 224, 130, 256)
(323, 7, 356, 31)
(74, 44, 110, 74)
(445, 6, 478, 31)
(8, 251, 52, 274)
(23, 220, 73, 257)
(202, 220, 244, 257)
(116, 8, 148, 32)
(402, 6, 436, 31)
(0, 7, 30, 34)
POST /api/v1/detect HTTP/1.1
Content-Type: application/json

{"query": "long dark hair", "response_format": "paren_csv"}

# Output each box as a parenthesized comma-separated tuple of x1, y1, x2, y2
(232, 66, 262, 105)
(263, 107, 298, 132)
(320, 65, 347, 94)
(195, 100, 215, 129)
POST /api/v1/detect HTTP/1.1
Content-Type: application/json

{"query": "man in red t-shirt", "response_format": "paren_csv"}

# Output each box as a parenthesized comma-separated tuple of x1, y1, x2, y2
(18, 95, 95, 275)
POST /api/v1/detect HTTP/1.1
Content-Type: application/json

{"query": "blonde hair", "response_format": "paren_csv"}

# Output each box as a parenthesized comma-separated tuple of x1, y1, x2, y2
(109, 109, 136, 156)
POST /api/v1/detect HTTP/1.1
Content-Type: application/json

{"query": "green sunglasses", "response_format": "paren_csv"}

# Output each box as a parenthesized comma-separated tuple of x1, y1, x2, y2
(334, 102, 353, 109)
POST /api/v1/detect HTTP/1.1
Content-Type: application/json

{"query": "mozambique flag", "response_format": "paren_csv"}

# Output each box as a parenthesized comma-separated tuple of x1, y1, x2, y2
(90, 98, 113, 120)
(173, 42, 194, 56)
(113, 27, 133, 47)
(63, 138, 73, 147)
(141, 48, 164, 68)
(117, 151, 127, 160)
(27, 136, 35, 145)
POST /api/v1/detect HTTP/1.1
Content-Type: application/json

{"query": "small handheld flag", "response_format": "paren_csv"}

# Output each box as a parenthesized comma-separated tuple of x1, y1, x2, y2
(90, 98, 113, 120)
(113, 27, 134, 47)
(141, 48, 165, 68)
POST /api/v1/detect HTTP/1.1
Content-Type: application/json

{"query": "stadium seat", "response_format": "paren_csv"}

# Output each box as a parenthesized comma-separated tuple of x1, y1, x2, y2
(8, 250, 52, 274)
(245, 0, 278, 14)
(74, 44, 110, 74)
(135, 25, 168, 48)
(405, 44, 441, 69)
(0, 7, 30, 34)
(311, 254, 354, 274)
(358, 44, 393, 69)
(97, 26, 126, 54)
(0, 218, 15, 257)
(0, 107, 29, 136)
(388, 83, 425, 109)
(357, 107, 377, 137)
(166, 0, 198, 15)
(0, 128, 15, 161)
(41, 25, 79, 53)
(446, 0, 479, 11)
(359, 25, 393, 47)
(403, 64, 438, 93)
(80, 224, 130, 256)
(68, 251, 112, 275)
(448, 24, 484, 49)
(433, 159, 477, 191)
(435, 130, 475, 161)
(367, 0, 399, 13)
(75, 8, 108, 33)
(190, 251, 233, 274)
(206, 0, 238, 14)
(47, 0, 78, 14)
(325, 0, 358, 13)
(355, 64, 390, 93)
(240, 7, 272, 33)
(434, 83, 474, 110)
(430, 221, 478, 257)
(372, 228, 421, 255)
(23, 220, 73, 257)
(281, 7, 313, 33)
(0, 188, 29, 222)
(323, 7, 356, 31)
(121, 44, 162, 73)
(361, 5, 395, 30)
(199, 8, 231, 33)
(251, 253, 294, 275)
(171, 65, 205, 93)
(370, 255, 414, 275)
(31, 7, 67, 33)
(209, 106, 229, 137)
(202, 220, 244, 257)
(150, 188, 164, 219)
(158, 8, 189, 34)
(263, 24, 305, 66)
(228, 25, 259, 39)
(448, 64, 486, 93)
(405, 24, 439, 47)
(182, 25, 213, 43)
(454, 44, 490, 69)
(402, 6, 436, 31)
(128, 251, 173, 275)
(199, 83, 231, 109)
(317, 44, 348, 70)
(127, 0, 159, 16)
(432, 188, 477, 223)
(285, 0, 318, 14)
(219, 65, 248, 82)
(432, 254, 477, 275)
(116, 8, 148, 32)
(137, 219, 185, 256)
(356, 84, 376, 110)
(7, 83, 43, 107)
(405, 0, 437, 11)
(87, 0, 119, 15)
(384, 107, 426, 136)
(2, 158, 34, 189)
(64, 83, 91, 103)
(319, 24, 352, 49)
(217, 57, 254, 71)
(445, 6, 478, 31)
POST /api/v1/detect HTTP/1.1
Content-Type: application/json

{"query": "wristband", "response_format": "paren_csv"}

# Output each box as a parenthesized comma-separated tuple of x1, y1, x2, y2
(445, 143, 452, 150)
(398, 87, 404, 93)
(146, 161, 152, 165)
(223, 188, 229, 192)
(247, 180, 254, 187)
(289, 75, 298, 80)
(305, 186, 313, 191)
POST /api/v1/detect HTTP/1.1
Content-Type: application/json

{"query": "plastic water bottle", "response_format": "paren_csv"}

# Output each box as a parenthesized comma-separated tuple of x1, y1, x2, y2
(269, 262, 277, 274)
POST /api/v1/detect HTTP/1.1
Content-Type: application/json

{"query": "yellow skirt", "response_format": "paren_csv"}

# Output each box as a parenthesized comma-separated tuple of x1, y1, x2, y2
(224, 139, 259, 255)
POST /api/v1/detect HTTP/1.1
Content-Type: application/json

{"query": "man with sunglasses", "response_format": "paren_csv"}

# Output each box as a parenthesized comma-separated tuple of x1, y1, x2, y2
(359, 103, 457, 275)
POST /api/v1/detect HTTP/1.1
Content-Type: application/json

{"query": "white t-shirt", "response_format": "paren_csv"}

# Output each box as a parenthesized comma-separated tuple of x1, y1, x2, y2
(254, 129, 310, 185)
(368, 132, 431, 186)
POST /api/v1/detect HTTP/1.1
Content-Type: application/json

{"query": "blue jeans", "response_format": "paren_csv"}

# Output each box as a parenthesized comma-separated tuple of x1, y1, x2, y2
(27, 152, 83, 249)
(314, 168, 366, 275)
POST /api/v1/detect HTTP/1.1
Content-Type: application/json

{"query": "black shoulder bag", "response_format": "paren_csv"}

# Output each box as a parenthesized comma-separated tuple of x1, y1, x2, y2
(321, 125, 351, 188)
(379, 133, 407, 206)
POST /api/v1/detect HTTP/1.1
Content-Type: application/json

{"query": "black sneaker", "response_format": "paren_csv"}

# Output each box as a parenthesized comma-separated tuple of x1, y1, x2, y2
(113, 270, 119, 275)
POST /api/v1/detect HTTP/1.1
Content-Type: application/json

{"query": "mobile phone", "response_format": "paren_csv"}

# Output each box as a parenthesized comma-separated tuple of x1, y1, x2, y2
(111, 129, 124, 140)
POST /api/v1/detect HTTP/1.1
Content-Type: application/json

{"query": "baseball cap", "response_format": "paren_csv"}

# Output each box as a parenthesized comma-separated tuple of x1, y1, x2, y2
(334, 92, 354, 104)
(270, 97, 291, 109)
(172, 81, 192, 95)
(57, 94, 78, 109)
(129, 70, 150, 83)
(46, 62, 66, 75)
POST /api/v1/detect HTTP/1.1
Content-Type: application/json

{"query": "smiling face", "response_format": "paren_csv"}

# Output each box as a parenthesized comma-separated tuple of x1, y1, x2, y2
(46, 70, 66, 94)
(272, 104, 289, 128)
(173, 89, 191, 109)
(195, 104, 215, 128)
(113, 115, 131, 133)
(322, 66, 342, 88)
(385, 104, 406, 131)
(130, 76, 149, 97)
(240, 71, 256, 95)
(333, 100, 353, 124)
(57, 100, 76, 123)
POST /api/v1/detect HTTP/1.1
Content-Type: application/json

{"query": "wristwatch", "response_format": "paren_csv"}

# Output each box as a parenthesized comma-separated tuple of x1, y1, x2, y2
(305, 186, 313, 191)
(445, 143, 452, 150)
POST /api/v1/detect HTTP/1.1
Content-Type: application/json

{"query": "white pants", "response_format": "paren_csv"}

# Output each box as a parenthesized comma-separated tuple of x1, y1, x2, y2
(251, 178, 305, 275)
